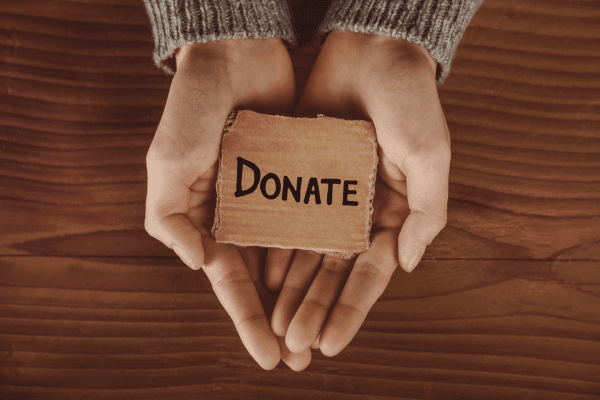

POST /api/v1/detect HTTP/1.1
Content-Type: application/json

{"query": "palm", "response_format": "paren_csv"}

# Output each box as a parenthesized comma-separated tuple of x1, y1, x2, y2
(265, 142, 414, 357)
(263, 123, 414, 355)
(370, 149, 410, 243)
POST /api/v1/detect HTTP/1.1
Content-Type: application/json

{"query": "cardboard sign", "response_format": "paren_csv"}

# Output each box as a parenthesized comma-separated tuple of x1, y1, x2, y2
(211, 110, 378, 259)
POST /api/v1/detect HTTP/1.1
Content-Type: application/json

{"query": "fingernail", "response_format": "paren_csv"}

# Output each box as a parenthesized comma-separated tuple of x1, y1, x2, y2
(173, 246, 197, 270)
(407, 245, 426, 273)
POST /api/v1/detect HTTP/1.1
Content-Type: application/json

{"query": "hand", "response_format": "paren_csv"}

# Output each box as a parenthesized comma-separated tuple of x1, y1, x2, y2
(144, 38, 310, 370)
(265, 30, 450, 357)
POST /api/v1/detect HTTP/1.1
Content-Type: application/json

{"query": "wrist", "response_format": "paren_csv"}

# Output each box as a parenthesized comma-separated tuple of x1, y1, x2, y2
(174, 40, 235, 70)
(325, 30, 437, 80)
(174, 37, 286, 71)
(173, 38, 296, 115)
(397, 39, 437, 78)
(367, 32, 437, 78)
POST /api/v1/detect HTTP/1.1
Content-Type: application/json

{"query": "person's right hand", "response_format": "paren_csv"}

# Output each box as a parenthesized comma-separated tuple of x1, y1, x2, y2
(144, 38, 310, 370)
(265, 30, 451, 358)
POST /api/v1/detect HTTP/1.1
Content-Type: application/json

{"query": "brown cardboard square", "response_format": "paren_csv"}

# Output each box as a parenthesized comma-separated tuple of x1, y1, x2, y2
(211, 110, 378, 259)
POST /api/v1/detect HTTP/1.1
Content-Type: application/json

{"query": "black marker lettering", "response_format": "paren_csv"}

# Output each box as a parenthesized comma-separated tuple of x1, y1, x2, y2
(282, 176, 302, 202)
(320, 179, 341, 205)
(260, 173, 281, 200)
(235, 157, 260, 197)
(343, 180, 358, 206)
(303, 177, 321, 205)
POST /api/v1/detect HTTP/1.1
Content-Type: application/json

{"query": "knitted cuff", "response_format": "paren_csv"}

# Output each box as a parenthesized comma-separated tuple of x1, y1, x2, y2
(318, 0, 484, 83)
(143, 0, 298, 74)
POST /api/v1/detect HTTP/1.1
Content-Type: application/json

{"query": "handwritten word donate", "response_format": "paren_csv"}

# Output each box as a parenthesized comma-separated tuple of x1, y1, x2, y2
(234, 157, 358, 206)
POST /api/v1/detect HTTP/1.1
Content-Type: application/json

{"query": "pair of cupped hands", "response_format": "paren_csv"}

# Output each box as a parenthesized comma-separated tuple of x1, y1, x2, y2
(145, 30, 450, 371)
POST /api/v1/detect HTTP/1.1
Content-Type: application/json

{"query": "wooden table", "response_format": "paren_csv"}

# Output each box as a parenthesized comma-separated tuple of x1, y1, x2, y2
(1, 0, 599, 398)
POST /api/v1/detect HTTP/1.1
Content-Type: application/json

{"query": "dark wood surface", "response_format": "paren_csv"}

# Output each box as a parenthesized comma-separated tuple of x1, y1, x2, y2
(1, 0, 599, 398)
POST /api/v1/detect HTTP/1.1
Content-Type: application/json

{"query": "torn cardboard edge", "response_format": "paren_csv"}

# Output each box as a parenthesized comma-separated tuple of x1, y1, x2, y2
(211, 109, 379, 260)
(211, 109, 238, 243)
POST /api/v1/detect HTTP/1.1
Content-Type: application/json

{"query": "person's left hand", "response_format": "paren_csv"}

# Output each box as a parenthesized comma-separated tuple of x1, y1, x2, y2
(144, 37, 312, 371)
(265, 30, 451, 358)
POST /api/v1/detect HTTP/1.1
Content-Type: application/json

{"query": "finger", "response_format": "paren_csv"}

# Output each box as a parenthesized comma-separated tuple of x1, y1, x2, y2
(264, 248, 295, 293)
(201, 237, 280, 370)
(310, 333, 321, 350)
(285, 255, 354, 354)
(239, 246, 278, 319)
(319, 229, 398, 357)
(398, 139, 450, 272)
(271, 250, 323, 337)
(239, 246, 267, 286)
(145, 155, 204, 270)
(279, 336, 312, 372)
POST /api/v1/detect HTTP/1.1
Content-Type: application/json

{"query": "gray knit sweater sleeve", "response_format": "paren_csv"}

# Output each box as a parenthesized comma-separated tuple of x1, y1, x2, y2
(143, 0, 482, 83)
(142, 0, 297, 75)
(318, 0, 484, 82)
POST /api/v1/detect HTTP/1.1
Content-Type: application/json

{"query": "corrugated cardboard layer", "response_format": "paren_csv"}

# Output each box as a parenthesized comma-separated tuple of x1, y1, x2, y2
(212, 110, 378, 259)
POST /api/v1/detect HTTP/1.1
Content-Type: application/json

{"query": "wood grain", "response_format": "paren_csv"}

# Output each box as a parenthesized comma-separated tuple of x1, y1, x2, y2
(1, 0, 599, 398)
(1, 257, 599, 399)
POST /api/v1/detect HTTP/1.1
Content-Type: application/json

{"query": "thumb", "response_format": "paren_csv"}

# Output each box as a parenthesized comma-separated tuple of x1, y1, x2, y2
(398, 209, 447, 273)
(145, 154, 205, 270)
(151, 213, 205, 271)
(398, 140, 450, 273)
